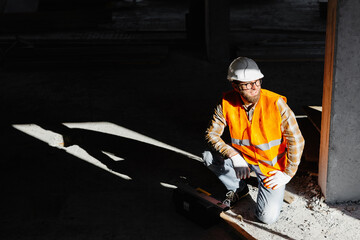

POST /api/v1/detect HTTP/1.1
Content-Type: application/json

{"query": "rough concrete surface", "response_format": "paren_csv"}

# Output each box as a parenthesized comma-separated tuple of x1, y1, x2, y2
(326, 0, 360, 202)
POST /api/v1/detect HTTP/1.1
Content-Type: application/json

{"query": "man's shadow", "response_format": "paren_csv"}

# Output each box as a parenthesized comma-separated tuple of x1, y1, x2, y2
(39, 122, 228, 196)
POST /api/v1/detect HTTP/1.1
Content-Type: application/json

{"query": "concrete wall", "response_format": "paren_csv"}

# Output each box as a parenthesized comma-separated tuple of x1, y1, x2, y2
(4, 0, 38, 13)
(320, 0, 360, 203)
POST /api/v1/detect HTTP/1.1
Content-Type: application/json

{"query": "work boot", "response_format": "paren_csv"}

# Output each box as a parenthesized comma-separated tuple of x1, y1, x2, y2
(223, 185, 249, 208)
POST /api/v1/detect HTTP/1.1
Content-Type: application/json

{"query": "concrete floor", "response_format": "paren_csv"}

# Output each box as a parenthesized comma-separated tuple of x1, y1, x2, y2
(0, 0, 325, 239)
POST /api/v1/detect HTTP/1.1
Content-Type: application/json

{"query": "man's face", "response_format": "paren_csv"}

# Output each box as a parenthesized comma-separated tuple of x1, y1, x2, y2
(232, 79, 262, 104)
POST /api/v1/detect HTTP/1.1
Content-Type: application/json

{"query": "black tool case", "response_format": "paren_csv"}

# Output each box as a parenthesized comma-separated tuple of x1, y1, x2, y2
(173, 182, 229, 228)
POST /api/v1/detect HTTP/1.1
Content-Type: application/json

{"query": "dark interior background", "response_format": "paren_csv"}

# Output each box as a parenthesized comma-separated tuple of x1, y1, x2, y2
(0, 1, 325, 239)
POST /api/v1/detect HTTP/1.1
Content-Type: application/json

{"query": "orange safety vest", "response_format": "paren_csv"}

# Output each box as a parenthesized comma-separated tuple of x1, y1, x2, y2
(222, 89, 288, 176)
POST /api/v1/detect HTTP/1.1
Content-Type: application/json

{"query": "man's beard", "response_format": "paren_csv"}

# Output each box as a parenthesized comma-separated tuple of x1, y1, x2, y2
(240, 90, 261, 104)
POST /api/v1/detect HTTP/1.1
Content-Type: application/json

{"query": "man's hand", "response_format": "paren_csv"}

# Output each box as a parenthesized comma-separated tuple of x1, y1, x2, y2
(263, 171, 291, 190)
(230, 154, 250, 179)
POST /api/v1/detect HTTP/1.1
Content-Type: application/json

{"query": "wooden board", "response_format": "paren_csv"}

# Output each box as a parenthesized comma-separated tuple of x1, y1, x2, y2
(220, 211, 257, 240)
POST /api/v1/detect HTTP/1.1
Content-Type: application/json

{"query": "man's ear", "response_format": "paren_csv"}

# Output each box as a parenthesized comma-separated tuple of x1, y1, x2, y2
(231, 82, 239, 91)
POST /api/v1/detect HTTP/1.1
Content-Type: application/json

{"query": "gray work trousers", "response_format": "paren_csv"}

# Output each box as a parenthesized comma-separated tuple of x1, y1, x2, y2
(202, 150, 285, 224)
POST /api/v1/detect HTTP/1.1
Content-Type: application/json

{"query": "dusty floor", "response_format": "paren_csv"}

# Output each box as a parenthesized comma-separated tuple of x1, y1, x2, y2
(1, 0, 359, 239)
(228, 166, 360, 239)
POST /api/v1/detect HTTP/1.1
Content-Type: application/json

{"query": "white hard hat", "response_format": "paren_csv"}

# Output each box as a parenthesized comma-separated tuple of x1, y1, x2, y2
(227, 57, 264, 82)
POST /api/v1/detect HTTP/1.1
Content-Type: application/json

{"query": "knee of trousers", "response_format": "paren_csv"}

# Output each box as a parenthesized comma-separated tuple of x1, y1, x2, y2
(202, 150, 227, 166)
(202, 150, 213, 166)
(255, 206, 281, 224)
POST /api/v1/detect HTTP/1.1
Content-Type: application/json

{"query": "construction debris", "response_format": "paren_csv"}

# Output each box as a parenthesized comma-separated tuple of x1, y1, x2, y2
(224, 172, 360, 239)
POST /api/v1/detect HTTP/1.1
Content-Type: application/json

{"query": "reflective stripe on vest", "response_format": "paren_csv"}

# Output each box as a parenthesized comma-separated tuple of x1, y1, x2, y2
(232, 138, 282, 151)
(232, 137, 284, 166)
(259, 150, 286, 167)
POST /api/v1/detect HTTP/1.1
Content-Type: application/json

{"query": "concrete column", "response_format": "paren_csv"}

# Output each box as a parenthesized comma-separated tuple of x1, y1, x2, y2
(204, 0, 230, 63)
(319, 0, 360, 203)
(187, 0, 206, 47)
(186, 0, 229, 63)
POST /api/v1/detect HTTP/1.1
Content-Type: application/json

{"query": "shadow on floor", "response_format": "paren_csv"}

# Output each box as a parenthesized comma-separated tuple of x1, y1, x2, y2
(1, 121, 235, 240)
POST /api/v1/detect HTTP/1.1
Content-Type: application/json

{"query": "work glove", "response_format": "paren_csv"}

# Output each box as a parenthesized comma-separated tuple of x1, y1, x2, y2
(263, 170, 291, 190)
(230, 154, 250, 179)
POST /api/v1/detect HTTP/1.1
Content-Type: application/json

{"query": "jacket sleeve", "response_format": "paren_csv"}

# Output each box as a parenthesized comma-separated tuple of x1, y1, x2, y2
(205, 102, 239, 158)
(277, 98, 305, 177)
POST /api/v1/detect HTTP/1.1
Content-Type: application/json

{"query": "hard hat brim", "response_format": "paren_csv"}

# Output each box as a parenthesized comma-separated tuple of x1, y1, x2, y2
(228, 72, 264, 82)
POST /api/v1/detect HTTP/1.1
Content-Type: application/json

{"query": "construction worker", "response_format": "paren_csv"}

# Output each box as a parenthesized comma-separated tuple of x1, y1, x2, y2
(203, 57, 305, 224)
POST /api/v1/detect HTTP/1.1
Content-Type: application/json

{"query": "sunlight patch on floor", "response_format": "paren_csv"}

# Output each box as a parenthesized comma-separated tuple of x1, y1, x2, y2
(62, 122, 202, 161)
(12, 122, 201, 182)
